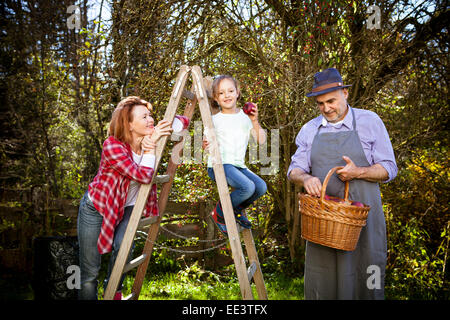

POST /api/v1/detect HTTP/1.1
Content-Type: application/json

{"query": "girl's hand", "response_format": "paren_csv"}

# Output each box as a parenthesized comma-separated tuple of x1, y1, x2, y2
(150, 119, 172, 143)
(202, 136, 209, 152)
(202, 134, 220, 154)
(248, 103, 259, 122)
(247, 104, 266, 144)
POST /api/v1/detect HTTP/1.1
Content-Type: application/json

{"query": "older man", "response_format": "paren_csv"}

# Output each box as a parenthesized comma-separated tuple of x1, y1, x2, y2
(288, 68, 397, 299)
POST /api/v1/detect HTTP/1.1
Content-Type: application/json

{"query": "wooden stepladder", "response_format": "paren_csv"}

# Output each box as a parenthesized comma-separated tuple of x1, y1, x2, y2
(104, 65, 267, 300)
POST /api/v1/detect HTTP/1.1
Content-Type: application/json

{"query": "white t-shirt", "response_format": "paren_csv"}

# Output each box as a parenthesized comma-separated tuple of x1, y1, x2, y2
(125, 152, 156, 207)
(206, 109, 253, 168)
(321, 117, 344, 127)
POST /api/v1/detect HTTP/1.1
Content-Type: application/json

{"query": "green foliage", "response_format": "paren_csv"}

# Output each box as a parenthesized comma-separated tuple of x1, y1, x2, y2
(171, 162, 216, 203)
(385, 217, 449, 300)
(383, 147, 449, 299)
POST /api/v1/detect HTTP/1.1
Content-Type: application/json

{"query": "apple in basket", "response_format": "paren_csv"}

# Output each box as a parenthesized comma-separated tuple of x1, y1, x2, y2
(324, 194, 343, 203)
(351, 201, 364, 207)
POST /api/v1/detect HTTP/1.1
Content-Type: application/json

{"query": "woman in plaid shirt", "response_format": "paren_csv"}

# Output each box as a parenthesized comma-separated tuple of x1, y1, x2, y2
(77, 96, 172, 300)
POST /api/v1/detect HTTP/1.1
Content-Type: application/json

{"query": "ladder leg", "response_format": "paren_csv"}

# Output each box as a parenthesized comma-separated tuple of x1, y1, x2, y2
(104, 184, 153, 300)
(103, 66, 190, 300)
(129, 83, 199, 300)
(155, 65, 191, 163)
(242, 229, 268, 300)
(192, 66, 254, 300)
(129, 217, 161, 299)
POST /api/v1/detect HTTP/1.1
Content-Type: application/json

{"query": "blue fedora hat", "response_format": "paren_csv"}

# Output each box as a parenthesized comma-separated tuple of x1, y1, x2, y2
(306, 68, 352, 97)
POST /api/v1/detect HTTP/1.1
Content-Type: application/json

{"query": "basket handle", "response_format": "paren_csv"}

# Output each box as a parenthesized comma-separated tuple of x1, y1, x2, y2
(320, 166, 349, 204)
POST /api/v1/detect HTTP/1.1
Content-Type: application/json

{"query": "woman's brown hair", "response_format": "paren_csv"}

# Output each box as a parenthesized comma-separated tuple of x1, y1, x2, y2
(108, 96, 151, 144)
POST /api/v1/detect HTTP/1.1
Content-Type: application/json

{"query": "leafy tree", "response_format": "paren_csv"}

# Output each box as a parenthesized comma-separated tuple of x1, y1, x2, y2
(0, 0, 447, 298)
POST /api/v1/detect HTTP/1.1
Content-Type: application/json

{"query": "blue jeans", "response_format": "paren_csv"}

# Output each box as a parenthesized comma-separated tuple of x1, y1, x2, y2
(207, 165, 267, 212)
(77, 191, 134, 300)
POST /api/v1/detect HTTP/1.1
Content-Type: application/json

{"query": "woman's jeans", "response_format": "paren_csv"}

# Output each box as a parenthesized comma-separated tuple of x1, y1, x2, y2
(77, 191, 134, 300)
(207, 164, 267, 212)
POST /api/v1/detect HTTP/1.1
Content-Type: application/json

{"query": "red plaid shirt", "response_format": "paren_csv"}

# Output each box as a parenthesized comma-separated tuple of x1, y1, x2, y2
(88, 136, 158, 254)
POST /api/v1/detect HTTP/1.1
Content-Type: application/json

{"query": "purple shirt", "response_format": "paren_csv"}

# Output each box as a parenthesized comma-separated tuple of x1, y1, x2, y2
(287, 106, 397, 183)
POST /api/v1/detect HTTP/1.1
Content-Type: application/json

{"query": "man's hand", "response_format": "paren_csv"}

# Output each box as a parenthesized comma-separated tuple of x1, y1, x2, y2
(336, 155, 389, 183)
(336, 156, 361, 181)
(303, 175, 322, 197)
(289, 168, 322, 197)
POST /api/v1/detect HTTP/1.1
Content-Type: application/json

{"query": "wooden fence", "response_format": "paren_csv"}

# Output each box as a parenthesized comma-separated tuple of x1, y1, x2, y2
(0, 188, 233, 274)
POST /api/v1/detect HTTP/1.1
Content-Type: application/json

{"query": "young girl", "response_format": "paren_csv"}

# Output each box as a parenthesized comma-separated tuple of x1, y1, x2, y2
(203, 75, 267, 235)
(77, 96, 172, 300)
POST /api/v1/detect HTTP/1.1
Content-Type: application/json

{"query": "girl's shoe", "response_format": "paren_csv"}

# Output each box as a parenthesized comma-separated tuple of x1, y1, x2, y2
(113, 291, 122, 300)
(210, 202, 228, 235)
(234, 208, 252, 229)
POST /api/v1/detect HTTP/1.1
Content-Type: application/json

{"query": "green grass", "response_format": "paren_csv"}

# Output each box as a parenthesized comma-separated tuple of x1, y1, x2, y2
(112, 268, 304, 300)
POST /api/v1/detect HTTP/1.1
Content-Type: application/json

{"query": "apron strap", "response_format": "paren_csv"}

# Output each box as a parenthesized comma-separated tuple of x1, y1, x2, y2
(350, 105, 356, 131)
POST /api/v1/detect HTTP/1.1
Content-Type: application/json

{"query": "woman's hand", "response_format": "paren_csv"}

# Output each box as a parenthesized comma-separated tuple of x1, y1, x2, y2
(150, 119, 172, 143)
(141, 135, 157, 153)
(141, 120, 172, 154)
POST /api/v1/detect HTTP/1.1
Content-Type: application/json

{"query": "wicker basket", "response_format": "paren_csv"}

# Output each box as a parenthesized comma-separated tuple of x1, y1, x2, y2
(299, 166, 370, 251)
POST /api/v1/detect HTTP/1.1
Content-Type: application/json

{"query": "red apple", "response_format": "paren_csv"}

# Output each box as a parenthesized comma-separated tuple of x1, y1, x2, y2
(243, 102, 255, 115)
(351, 201, 364, 207)
(172, 115, 190, 132)
(324, 194, 343, 203)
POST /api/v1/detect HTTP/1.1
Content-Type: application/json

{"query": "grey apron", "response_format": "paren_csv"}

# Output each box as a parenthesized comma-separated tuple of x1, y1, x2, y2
(304, 107, 386, 300)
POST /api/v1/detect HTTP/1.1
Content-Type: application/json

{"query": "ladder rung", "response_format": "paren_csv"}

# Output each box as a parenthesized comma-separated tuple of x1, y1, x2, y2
(247, 261, 257, 282)
(138, 216, 158, 229)
(123, 254, 148, 274)
(171, 132, 184, 141)
(182, 89, 195, 100)
(154, 174, 170, 184)
(123, 293, 135, 300)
